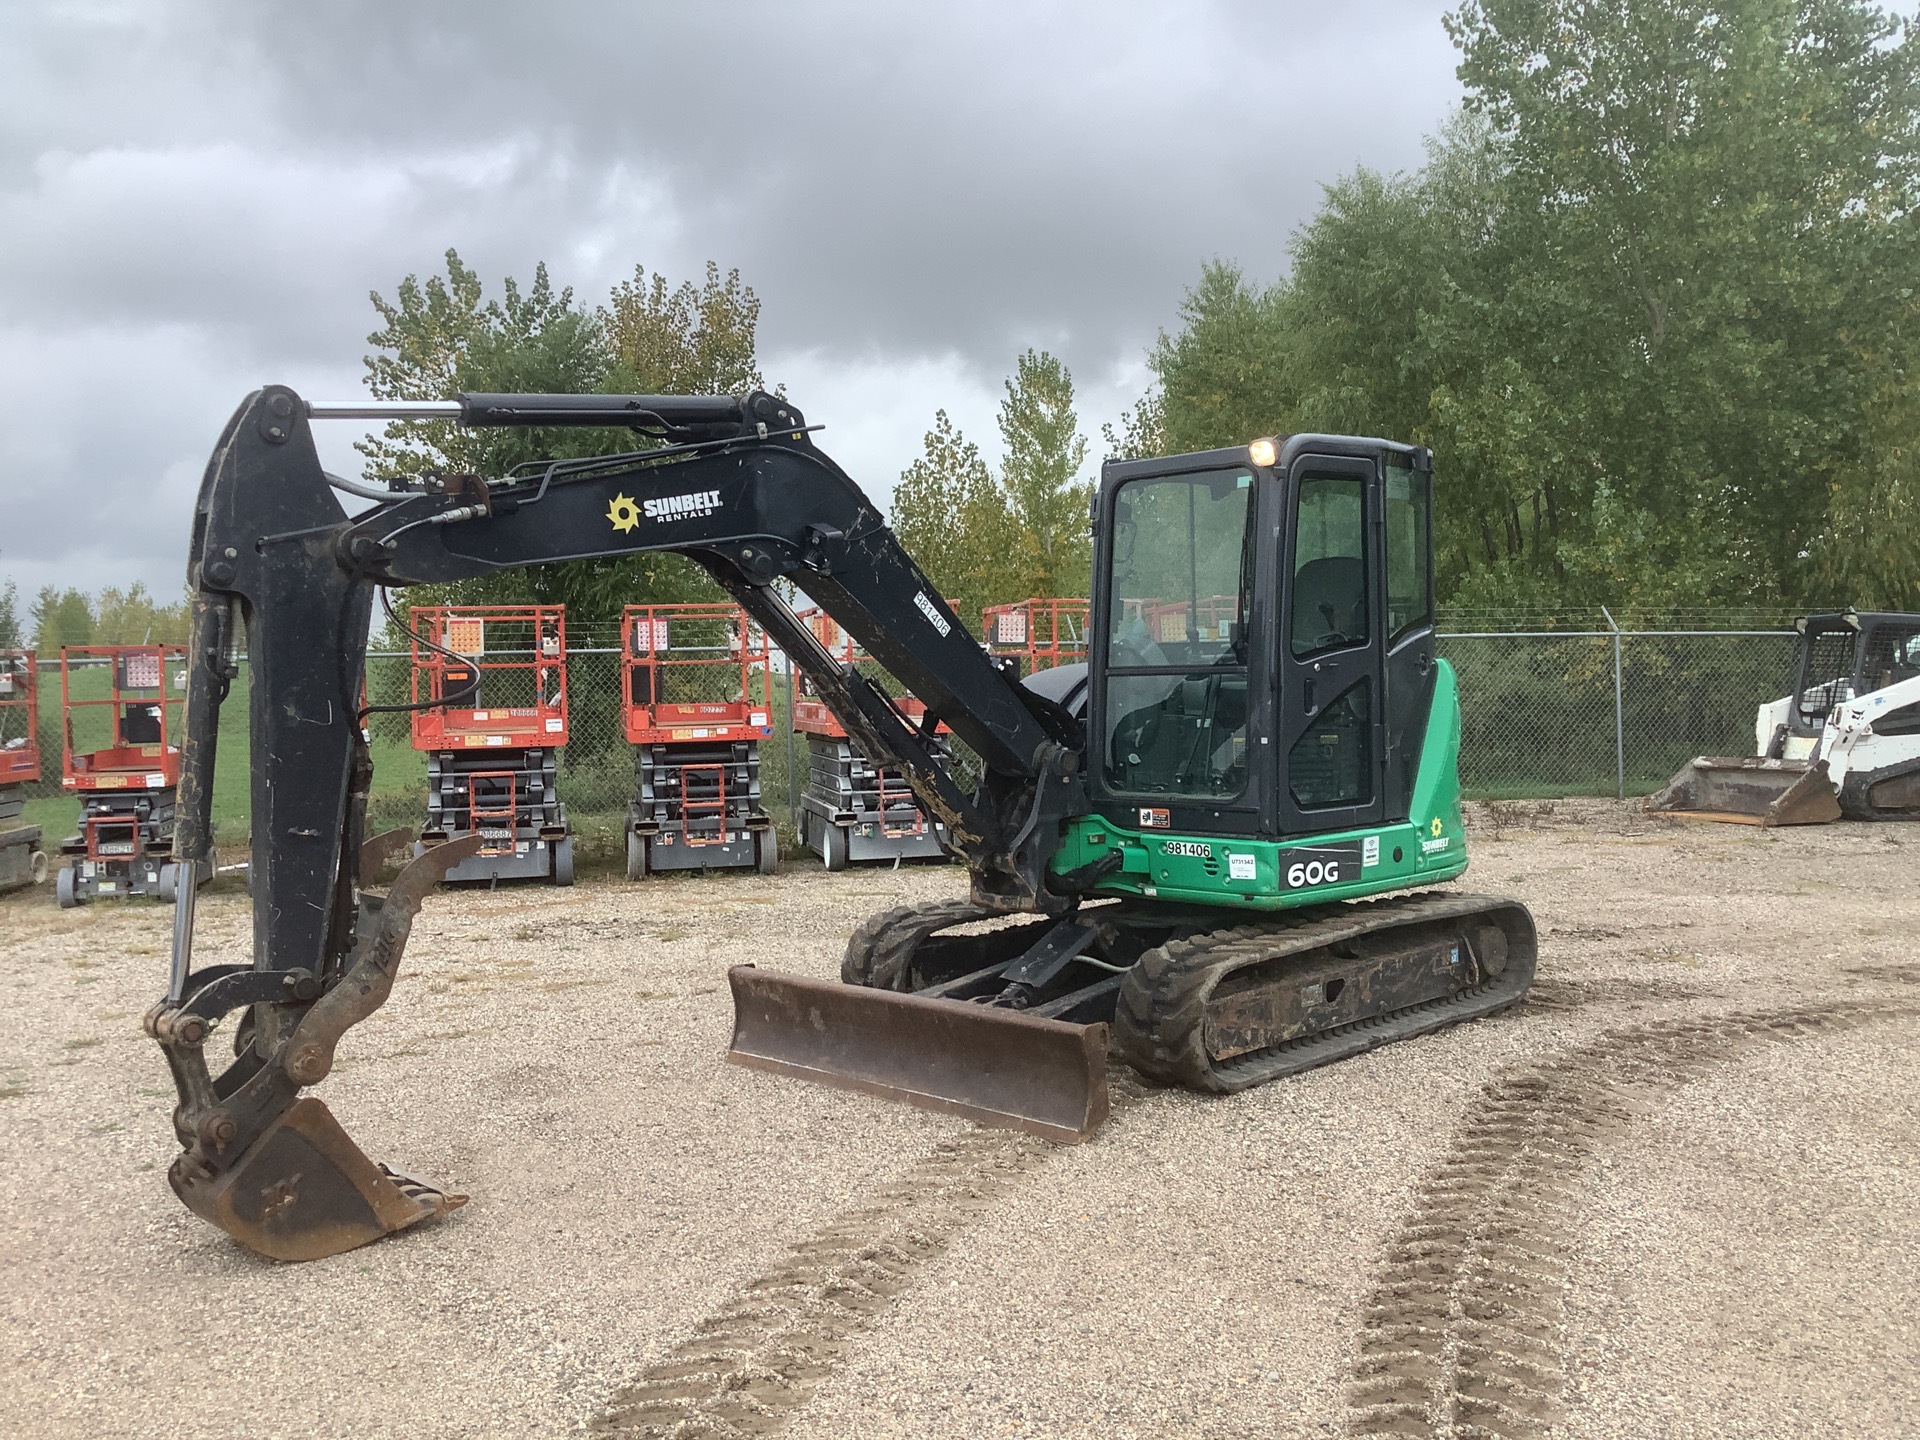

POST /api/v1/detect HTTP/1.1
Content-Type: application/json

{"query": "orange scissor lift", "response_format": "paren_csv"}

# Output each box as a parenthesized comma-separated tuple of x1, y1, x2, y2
(0, 650, 48, 892)
(622, 603, 778, 879)
(793, 608, 952, 870)
(410, 605, 574, 886)
(55, 645, 208, 906)
(982, 597, 1091, 677)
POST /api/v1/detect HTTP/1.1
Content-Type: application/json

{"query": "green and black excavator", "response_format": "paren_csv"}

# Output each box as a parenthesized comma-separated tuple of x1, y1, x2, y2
(150, 388, 1535, 1261)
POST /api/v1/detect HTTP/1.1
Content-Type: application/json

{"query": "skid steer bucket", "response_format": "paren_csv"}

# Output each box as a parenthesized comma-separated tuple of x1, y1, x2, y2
(725, 966, 1111, 1143)
(1645, 756, 1842, 826)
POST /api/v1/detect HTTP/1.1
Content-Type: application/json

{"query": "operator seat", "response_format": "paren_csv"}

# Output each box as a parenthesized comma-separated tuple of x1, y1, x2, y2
(1292, 555, 1367, 652)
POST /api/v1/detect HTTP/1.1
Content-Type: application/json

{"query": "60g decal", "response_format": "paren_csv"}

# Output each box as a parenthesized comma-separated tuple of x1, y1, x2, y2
(1279, 842, 1363, 891)
(1287, 858, 1340, 887)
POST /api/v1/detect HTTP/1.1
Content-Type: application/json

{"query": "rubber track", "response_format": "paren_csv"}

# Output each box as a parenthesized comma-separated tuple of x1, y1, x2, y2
(591, 1073, 1152, 1438)
(840, 899, 1000, 990)
(1343, 991, 1920, 1440)
(1113, 892, 1536, 1093)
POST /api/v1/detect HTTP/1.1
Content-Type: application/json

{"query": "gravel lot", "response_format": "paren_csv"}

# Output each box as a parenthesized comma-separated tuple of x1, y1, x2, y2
(2, 801, 1914, 1440)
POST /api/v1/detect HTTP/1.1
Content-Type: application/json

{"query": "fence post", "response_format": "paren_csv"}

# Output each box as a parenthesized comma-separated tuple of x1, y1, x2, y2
(1601, 606, 1624, 799)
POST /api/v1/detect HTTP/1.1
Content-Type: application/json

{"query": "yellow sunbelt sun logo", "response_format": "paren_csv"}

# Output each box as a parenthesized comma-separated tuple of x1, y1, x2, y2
(607, 493, 641, 534)
(1430, 816, 1444, 836)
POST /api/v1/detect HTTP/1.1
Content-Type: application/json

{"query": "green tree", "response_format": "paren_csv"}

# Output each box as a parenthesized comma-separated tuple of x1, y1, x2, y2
(891, 352, 1097, 625)
(1144, 0, 1920, 614)
(94, 582, 190, 646)
(1439, 0, 1920, 610)
(1101, 391, 1165, 463)
(30, 587, 93, 651)
(0, 578, 19, 650)
(603, 262, 764, 395)
(358, 251, 768, 624)
(996, 350, 1092, 601)
(889, 410, 1005, 632)
(1148, 262, 1293, 455)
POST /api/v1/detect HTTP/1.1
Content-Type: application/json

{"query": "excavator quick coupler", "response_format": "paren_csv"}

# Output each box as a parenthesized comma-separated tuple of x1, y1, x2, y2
(149, 836, 480, 1262)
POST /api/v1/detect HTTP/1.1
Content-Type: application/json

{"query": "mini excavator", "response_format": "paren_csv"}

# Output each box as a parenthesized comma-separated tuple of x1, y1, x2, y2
(150, 388, 1535, 1262)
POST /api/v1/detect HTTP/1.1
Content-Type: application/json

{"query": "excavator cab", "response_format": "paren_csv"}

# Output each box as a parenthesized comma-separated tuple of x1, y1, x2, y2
(1089, 441, 1437, 843)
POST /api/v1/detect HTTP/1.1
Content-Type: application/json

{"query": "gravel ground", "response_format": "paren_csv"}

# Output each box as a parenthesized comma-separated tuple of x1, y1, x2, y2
(1, 800, 1913, 1440)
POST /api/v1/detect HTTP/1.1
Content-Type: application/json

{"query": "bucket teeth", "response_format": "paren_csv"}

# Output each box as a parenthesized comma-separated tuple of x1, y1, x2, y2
(379, 1163, 471, 1215)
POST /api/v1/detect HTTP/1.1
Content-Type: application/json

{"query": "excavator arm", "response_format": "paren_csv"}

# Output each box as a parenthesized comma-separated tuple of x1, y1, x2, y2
(151, 386, 1093, 1260)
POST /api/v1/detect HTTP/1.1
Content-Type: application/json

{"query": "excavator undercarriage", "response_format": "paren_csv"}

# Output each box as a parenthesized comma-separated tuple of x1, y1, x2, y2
(729, 891, 1536, 1140)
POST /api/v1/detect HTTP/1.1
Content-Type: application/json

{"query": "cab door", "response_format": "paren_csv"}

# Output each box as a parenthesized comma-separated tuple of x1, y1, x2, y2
(1276, 453, 1385, 839)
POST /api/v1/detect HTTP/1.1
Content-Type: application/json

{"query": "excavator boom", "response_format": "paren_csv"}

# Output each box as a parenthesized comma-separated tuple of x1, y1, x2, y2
(154, 386, 1101, 1260)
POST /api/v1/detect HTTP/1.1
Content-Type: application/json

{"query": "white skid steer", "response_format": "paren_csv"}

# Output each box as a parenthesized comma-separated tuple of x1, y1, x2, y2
(1650, 611, 1920, 825)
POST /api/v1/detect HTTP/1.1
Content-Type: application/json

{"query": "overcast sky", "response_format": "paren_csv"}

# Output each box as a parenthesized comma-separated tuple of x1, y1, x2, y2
(0, 0, 1464, 604)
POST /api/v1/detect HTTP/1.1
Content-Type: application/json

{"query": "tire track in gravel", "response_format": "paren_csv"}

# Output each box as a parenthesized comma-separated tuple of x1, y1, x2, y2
(590, 1073, 1149, 1439)
(1343, 985, 1920, 1440)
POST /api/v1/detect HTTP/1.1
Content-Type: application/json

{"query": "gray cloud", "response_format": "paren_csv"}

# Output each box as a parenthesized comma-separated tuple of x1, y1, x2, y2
(0, 0, 1462, 601)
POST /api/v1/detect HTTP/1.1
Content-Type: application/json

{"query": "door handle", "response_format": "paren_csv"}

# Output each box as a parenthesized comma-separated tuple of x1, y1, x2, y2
(1304, 678, 1316, 714)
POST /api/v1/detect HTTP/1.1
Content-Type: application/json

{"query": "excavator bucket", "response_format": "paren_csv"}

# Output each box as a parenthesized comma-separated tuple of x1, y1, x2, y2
(725, 966, 1111, 1143)
(163, 836, 481, 1263)
(171, 1097, 467, 1264)
(1645, 756, 1842, 827)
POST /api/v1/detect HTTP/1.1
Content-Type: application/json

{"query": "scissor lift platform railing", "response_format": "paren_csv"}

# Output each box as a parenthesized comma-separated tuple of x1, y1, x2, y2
(0, 650, 47, 893)
(55, 645, 206, 906)
(622, 603, 776, 879)
(409, 605, 574, 886)
(982, 597, 1090, 678)
(793, 608, 951, 870)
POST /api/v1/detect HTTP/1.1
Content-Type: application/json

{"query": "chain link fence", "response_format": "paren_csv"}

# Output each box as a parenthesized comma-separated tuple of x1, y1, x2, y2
(12, 621, 1804, 849)
(1439, 627, 1800, 798)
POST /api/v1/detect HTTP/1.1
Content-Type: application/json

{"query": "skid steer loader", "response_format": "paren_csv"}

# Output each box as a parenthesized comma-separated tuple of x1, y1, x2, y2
(1649, 611, 1920, 825)
(148, 388, 1534, 1262)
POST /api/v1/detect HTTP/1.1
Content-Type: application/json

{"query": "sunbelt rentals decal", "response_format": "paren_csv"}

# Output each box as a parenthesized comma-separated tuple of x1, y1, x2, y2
(607, 489, 723, 533)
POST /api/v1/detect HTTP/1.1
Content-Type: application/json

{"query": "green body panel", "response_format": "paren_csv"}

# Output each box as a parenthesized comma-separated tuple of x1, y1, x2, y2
(1050, 660, 1468, 910)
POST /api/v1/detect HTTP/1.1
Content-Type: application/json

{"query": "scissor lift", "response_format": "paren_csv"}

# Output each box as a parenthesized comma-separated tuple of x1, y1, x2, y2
(410, 605, 573, 886)
(793, 608, 951, 871)
(622, 603, 777, 879)
(56, 645, 206, 906)
(0, 651, 48, 893)
(981, 597, 1090, 677)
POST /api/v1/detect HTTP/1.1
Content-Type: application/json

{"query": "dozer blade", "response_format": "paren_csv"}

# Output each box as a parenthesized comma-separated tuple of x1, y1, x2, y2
(1646, 756, 1842, 826)
(170, 1097, 466, 1264)
(725, 965, 1110, 1143)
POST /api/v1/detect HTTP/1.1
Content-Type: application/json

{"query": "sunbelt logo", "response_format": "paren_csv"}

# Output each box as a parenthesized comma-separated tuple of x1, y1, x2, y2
(644, 489, 722, 522)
